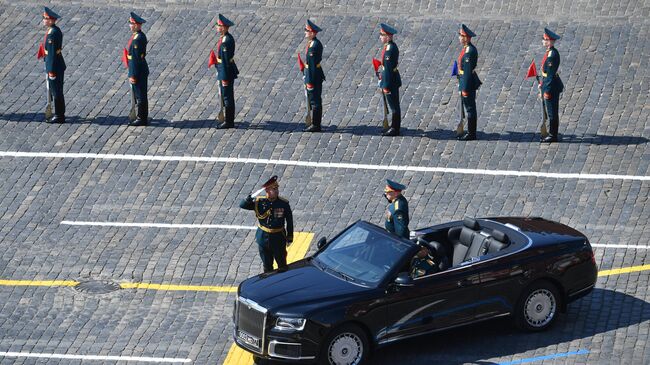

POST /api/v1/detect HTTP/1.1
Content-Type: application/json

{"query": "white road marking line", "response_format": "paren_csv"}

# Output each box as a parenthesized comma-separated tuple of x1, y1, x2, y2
(1, 151, 648, 181)
(0, 351, 191, 363)
(592, 244, 650, 250)
(61, 221, 257, 230)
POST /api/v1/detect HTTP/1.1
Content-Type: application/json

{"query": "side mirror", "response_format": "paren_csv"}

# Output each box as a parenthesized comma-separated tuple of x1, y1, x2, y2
(394, 272, 414, 287)
(317, 237, 327, 250)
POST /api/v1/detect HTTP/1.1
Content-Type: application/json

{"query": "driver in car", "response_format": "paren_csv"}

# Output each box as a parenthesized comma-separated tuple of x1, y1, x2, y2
(410, 246, 439, 278)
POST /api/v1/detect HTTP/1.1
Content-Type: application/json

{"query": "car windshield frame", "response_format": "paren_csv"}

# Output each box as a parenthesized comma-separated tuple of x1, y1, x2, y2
(313, 221, 417, 287)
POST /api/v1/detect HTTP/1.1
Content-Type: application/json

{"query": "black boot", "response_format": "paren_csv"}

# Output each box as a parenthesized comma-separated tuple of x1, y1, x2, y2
(129, 102, 148, 126)
(217, 105, 235, 129)
(49, 97, 65, 124)
(304, 107, 322, 132)
(458, 117, 477, 140)
(382, 113, 401, 136)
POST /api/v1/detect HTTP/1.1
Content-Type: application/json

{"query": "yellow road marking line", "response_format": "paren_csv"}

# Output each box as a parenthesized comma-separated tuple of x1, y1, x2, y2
(120, 283, 237, 292)
(223, 232, 314, 365)
(598, 264, 650, 277)
(0, 280, 78, 287)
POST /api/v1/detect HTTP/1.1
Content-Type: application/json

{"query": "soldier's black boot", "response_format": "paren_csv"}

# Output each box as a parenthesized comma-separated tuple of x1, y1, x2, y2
(50, 97, 66, 124)
(459, 117, 477, 140)
(129, 102, 148, 126)
(217, 105, 235, 129)
(304, 107, 322, 132)
(382, 113, 401, 136)
(542, 117, 559, 143)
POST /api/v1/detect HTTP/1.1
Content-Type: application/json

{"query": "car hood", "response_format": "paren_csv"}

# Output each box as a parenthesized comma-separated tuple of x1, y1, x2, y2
(238, 260, 372, 314)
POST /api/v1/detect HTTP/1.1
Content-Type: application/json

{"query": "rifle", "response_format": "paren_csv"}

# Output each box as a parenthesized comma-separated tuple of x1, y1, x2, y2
(297, 53, 312, 127)
(208, 50, 225, 123)
(372, 58, 389, 130)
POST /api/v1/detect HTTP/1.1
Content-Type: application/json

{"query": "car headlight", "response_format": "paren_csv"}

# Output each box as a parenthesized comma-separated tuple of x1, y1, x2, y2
(273, 317, 306, 332)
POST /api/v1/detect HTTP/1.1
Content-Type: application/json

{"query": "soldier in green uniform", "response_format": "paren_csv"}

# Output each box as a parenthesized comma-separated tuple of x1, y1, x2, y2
(303, 19, 325, 132)
(378, 23, 402, 137)
(456, 24, 482, 141)
(38, 7, 66, 123)
(383, 179, 409, 239)
(410, 246, 439, 278)
(540, 28, 564, 143)
(126, 12, 149, 126)
(240, 176, 294, 273)
(215, 14, 239, 129)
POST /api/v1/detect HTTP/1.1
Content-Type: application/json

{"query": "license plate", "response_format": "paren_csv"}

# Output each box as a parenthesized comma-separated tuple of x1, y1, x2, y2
(237, 330, 260, 348)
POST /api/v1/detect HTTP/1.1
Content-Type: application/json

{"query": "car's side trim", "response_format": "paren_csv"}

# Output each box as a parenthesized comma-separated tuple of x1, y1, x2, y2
(268, 340, 316, 361)
(569, 284, 595, 298)
(376, 313, 511, 345)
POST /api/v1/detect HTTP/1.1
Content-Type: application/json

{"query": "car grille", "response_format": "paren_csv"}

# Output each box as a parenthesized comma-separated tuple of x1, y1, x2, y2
(235, 296, 267, 354)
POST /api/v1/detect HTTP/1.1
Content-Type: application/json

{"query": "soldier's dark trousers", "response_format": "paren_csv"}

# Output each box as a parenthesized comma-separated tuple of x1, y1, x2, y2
(386, 88, 401, 130)
(545, 93, 560, 137)
(220, 82, 235, 126)
(462, 90, 477, 136)
(134, 76, 148, 122)
(256, 230, 288, 272)
(48, 73, 65, 120)
(307, 85, 323, 128)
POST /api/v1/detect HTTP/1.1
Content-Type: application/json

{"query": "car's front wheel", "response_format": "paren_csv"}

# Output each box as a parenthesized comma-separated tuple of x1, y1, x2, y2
(319, 324, 369, 365)
(515, 280, 561, 331)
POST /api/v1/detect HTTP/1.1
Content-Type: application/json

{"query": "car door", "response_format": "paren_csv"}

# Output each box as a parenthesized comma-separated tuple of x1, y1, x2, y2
(472, 253, 528, 319)
(377, 264, 481, 344)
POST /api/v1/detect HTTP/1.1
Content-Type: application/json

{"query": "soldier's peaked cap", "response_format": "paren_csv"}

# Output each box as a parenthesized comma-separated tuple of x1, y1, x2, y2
(43, 7, 61, 20)
(379, 23, 398, 35)
(305, 19, 322, 33)
(543, 27, 561, 40)
(129, 12, 146, 24)
(459, 24, 476, 37)
(385, 179, 406, 192)
(262, 176, 279, 189)
(218, 14, 235, 27)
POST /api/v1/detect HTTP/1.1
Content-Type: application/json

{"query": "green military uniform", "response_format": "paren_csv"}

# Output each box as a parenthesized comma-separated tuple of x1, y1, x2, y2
(126, 12, 149, 126)
(240, 176, 293, 272)
(38, 7, 66, 123)
(383, 179, 410, 239)
(215, 14, 239, 129)
(410, 254, 438, 278)
(378, 23, 402, 137)
(540, 28, 564, 143)
(457, 24, 481, 141)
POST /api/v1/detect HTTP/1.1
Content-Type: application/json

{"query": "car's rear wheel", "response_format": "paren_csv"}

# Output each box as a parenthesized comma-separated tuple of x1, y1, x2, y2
(319, 324, 369, 365)
(515, 280, 560, 331)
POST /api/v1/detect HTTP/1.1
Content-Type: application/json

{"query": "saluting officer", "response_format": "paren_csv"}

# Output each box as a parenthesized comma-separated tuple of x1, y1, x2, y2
(126, 12, 149, 126)
(215, 14, 239, 129)
(383, 179, 409, 239)
(378, 23, 402, 137)
(457, 24, 482, 141)
(38, 7, 66, 124)
(240, 176, 294, 273)
(540, 28, 564, 143)
(303, 19, 326, 133)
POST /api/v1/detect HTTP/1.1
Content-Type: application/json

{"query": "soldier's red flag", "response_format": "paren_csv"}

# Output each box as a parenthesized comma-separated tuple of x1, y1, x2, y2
(208, 50, 218, 68)
(121, 48, 129, 68)
(372, 57, 381, 73)
(297, 53, 305, 72)
(36, 43, 45, 60)
(526, 60, 538, 79)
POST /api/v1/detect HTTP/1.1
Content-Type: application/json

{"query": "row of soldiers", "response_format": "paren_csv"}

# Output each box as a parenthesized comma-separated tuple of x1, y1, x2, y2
(37, 7, 564, 142)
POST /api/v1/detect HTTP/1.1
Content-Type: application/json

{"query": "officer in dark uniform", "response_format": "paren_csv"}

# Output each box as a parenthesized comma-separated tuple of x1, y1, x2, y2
(378, 23, 402, 137)
(215, 14, 239, 129)
(383, 179, 409, 239)
(303, 19, 326, 133)
(127, 12, 149, 126)
(240, 176, 294, 273)
(38, 7, 66, 123)
(540, 28, 564, 143)
(457, 24, 482, 141)
(410, 246, 439, 278)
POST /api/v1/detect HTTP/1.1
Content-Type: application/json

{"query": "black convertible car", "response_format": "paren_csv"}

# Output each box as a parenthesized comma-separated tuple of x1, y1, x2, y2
(233, 217, 597, 365)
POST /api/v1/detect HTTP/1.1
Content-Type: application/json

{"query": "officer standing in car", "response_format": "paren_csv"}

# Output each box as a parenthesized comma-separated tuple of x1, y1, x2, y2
(240, 176, 294, 273)
(383, 179, 409, 239)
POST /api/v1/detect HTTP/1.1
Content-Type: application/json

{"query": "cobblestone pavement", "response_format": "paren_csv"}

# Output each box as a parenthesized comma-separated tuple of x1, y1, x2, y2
(0, 0, 648, 364)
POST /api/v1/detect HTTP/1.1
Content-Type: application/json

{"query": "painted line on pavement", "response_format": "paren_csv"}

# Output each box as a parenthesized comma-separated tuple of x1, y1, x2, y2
(598, 264, 650, 277)
(61, 221, 257, 230)
(1, 151, 648, 181)
(0, 351, 191, 363)
(222, 232, 315, 365)
(498, 349, 589, 365)
(591, 244, 650, 250)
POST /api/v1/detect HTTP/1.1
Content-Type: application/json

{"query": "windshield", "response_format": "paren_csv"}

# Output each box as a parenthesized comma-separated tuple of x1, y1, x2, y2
(314, 224, 412, 286)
